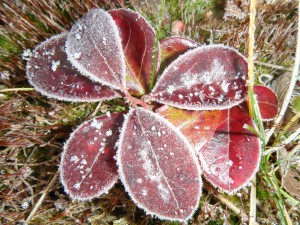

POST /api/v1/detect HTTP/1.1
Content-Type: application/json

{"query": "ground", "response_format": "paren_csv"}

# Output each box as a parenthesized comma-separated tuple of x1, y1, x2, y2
(0, 0, 299, 224)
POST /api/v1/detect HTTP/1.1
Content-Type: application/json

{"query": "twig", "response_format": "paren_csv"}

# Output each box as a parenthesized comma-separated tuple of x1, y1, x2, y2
(0, 87, 35, 92)
(25, 173, 58, 223)
(254, 61, 293, 72)
(266, 0, 300, 143)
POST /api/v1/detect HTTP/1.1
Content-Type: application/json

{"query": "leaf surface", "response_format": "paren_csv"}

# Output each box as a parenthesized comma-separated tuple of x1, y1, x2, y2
(156, 105, 221, 154)
(26, 33, 122, 102)
(60, 112, 124, 200)
(198, 106, 260, 192)
(145, 45, 248, 110)
(253, 85, 278, 120)
(66, 9, 126, 92)
(117, 108, 202, 222)
(110, 9, 155, 96)
(159, 37, 198, 73)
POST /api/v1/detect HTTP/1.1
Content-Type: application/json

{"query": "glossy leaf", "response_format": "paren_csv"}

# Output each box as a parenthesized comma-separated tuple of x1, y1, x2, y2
(117, 107, 202, 222)
(110, 9, 155, 96)
(60, 112, 124, 200)
(145, 45, 248, 110)
(156, 105, 221, 154)
(253, 85, 278, 121)
(66, 9, 126, 92)
(26, 33, 122, 102)
(159, 37, 198, 73)
(198, 106, 260, 192)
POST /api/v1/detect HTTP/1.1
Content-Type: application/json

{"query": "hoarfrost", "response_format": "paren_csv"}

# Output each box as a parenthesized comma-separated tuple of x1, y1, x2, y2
(51, 60, 60, 72)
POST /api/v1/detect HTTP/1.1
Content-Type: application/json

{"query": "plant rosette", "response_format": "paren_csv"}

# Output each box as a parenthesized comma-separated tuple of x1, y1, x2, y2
(26, 8, 278, 222)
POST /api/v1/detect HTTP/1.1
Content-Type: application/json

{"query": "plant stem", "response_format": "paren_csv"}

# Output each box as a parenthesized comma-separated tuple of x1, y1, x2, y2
(265, 0, 300, 144)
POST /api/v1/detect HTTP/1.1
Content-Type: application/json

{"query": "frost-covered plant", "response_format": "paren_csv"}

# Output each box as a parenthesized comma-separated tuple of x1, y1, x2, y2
(26, 8, 278, 222)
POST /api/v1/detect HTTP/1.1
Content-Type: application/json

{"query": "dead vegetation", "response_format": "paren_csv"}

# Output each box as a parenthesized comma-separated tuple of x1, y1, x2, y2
(0, 0, 299, 224)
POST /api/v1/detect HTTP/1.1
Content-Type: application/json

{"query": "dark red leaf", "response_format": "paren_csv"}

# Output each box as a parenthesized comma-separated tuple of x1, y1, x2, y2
(26, 33, 122, 102)
(117, 108, 202, 222)
(253, 85, 278, 121)
(156, 105, 221, 154)
(145, 45, 248, 110)
(66, 9, 126, 92)
(159, 37, 198, 73)
(198, 106, 260, 192)
(60, 112, 124, 200)
(109, 9, 156, 96)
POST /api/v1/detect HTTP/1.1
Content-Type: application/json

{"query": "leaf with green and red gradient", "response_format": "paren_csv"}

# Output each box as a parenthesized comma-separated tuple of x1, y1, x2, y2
(253, 85, 278, 121)
(26, 33, 122, 102)
(60, 112, 123, 200)
(110, 9, 155, 96)
(145, 45, 248, 110)
(66, 9, 126, 92)
(156, 105, 221, 154)
(159, 37, 198, 73)
(117, 107, 202, 222)
(198, 106, 260, 192)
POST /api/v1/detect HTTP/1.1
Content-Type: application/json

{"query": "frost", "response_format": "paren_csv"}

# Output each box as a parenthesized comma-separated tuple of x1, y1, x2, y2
(221, 80, 230, 93)
(81, 159, 87, 165)
(51, 60, 60, 72)
(73, 52, 81, 59)
(75, 33, 81, 40)
(91, 118, 102, 129)
(178, 94, 184, 99)
(70, 155, 79, 163)
(106, 129, 112, 136)
(22, 49, 32, 61)
(73, 182, 81, 190)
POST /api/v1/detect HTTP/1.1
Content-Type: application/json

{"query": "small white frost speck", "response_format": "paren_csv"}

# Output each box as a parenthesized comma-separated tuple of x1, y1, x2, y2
(100, 142, 105, 146)
(243, 124, 249, 129)
(157, 131, 161, 137)
(78, 24, 83, 31)
(22, 49, 32, 61)
(94, 137, 98, 141)
(21, 201, 29, 209)
(81, 159, 87, 165)
(106, 129, 112, 137)
(221, 80, 230, 93)
(163, 144, 167, 148)
(151, 126, 156, 131)
(234, 91, 242, 99)
(237, 193, 242, 198)
(194, 126, 200, 129)
(189, 93, 193, 97)
(70, 155, 79, 163)
(91, 118, 102, 130)
(51, 60, 60, 72)
(170, 152, 174, 156)
(204, 126, 210, 130)
(75, 33, 81, 40)
(209, 86, 215, 92)
(90, 186, 94, 190)
(239, 166, 243, 169)
(73, 52, 81, 59)
(226, 160, 233, 166)
(167, 85, 175, 95)
(178, 94, 184, 99)
(106, 111, 111, 117)
(136, 178, 143, 183)
(142, 189, 148, 196)
(162, 130, 166, 135)
(73, 182, 81, 190)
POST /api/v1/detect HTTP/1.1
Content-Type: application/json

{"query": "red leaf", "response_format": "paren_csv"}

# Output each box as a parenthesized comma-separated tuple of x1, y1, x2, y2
(66, 9, 126, 92)
(60, 112, 124, 200)
(26, 33, 122, 102)
(156, 105, 221, 154)
(110, 9, 155, 96)
(253, 85, 278, 121)
(117, 108, 202, 222)
(198, 106, 260, 192)
(145, 45, 248, 110)
(159, 37, 198, 73)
